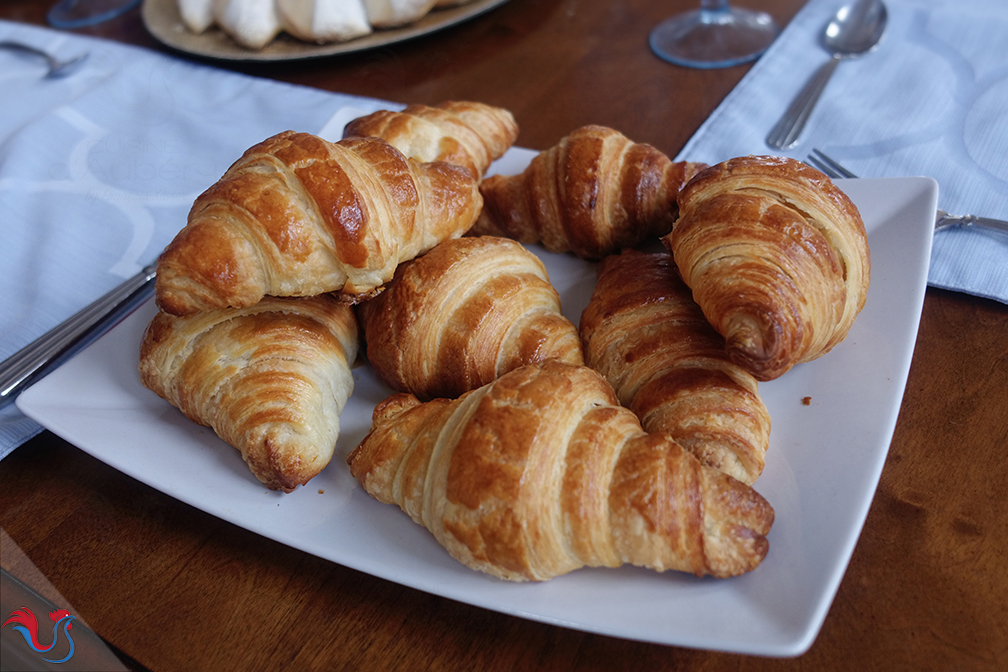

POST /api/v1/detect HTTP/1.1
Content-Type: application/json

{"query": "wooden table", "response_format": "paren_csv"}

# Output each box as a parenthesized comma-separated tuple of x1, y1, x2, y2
(2, 1, 1006, 669)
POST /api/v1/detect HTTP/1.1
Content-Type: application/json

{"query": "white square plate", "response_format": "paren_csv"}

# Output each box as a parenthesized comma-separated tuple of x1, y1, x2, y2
(17, 149, 938, 656)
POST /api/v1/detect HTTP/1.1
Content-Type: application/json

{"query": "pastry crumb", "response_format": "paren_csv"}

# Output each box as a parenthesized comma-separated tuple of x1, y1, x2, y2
(801, 396, 812, 406)
(318, 489, 325, 494)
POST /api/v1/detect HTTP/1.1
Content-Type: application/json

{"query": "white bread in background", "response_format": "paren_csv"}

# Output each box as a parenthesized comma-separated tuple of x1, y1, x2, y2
(278, 0, 373, 43)
(178, 0, 455, 49)
(214, 0, 283, 49)
(179, 0, 215, 32)
(363, 0, 438, 28)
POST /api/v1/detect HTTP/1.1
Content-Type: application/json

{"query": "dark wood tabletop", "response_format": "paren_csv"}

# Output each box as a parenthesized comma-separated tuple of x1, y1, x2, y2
(2, 0, 1006, 670)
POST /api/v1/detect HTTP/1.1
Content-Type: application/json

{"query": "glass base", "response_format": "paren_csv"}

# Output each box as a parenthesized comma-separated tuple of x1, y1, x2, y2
(650, 7, 780, 69)
(48, 0, 142, 29)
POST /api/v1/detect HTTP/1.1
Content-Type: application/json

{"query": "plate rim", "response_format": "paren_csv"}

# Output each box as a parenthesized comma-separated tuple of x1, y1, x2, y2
(16, 173, 938, 657)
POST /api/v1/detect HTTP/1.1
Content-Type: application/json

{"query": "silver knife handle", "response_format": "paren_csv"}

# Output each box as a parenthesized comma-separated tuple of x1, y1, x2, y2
(0, 264, 157, 408)
(935, 210, 1008, 234)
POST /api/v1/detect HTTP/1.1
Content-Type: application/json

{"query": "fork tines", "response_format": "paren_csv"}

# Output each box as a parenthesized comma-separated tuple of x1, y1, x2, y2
(807, 149, 858, 179)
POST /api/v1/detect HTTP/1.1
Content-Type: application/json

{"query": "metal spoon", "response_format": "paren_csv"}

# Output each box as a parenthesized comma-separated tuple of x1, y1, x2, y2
(0, 40, 89, 78)
(766, 0, 888, 149)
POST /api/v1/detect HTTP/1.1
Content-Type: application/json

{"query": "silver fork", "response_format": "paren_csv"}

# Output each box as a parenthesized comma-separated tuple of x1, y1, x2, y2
(806, 149, 1008, 234)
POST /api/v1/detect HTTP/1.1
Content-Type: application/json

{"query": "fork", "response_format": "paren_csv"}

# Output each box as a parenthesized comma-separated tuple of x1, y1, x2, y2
(806, 149, 1008, 234)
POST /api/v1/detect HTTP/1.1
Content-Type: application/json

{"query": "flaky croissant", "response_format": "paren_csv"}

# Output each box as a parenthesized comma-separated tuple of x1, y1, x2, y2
(348, 360, 774, 581)
(580, 249, 770, 485)
(155, 131, 482, 316)
(358, 236, 584, 399)
(469, 125, 707, 259)
(343, 101, 519, 178)
(139, 294, 358, 492)
(663, 155, 870, 381)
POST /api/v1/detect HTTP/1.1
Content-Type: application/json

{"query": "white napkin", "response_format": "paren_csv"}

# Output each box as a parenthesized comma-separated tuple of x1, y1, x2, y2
(678, 0, 1008, 304)
(0, 20, 397, 458)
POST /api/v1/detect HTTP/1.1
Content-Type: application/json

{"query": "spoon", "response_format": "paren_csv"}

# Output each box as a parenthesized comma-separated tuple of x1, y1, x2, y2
(766, 0, 888, 150)
(0, 40, 89, 78)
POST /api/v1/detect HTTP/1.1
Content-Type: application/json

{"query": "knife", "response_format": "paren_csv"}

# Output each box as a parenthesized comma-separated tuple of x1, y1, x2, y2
(0, 264, 157, 409)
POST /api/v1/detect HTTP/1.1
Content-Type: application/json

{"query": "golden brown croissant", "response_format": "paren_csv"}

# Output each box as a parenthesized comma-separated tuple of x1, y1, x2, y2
(469, 125, 707, 259)
(348, 360, 774, 581)
(358, 236, 584, 399)
(580, 249, 770, 485)
(663, 155, 870, 381)
(343, 101, 519, 178)
(139, 294, 358, 492)
(155, 131, 482, 316)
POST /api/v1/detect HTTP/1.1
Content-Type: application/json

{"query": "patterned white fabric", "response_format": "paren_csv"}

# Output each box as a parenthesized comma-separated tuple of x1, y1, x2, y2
(0, 19, 394, 457)
(679, 0, 1008, 304)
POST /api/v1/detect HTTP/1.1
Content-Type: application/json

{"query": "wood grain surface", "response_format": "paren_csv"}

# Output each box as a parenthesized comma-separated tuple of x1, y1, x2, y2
(2, 1, 1006, 670)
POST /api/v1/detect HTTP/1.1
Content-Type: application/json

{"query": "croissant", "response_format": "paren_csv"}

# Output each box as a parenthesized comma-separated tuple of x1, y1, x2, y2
(358, 236, 584, 399)
(469, 125, 707, 259)
(663, 155, 870, 381)
(155, 131, 482, 316)
(139, 294, 358, 492)
(343, 101, 519, 178)
(348, 360, 774, 581)
(579, 249, 770, 485)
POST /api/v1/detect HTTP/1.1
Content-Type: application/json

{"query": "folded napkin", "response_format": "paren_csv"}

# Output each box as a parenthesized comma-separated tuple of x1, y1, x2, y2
(678, 0, 1008, 304)
(0, 20, 398, 458)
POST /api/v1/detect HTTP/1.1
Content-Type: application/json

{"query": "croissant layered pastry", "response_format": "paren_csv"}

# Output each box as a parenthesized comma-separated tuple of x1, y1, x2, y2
(580, 249, 770, 485)
(664, 155, 870, 381)
(139, 294, 358, 492)
(155, 131, 481, 316)
(344, 101, 519, 179)
(470, 125, 707, 259)
(358, 236, 583, 399)
(348, 360, 774, 581)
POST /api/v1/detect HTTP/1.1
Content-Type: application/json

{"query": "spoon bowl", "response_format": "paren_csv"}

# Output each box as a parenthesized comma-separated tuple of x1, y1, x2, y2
(0, 40, 89, 78)
(823, 0, 888, 57)
(766, 0, 888, 150)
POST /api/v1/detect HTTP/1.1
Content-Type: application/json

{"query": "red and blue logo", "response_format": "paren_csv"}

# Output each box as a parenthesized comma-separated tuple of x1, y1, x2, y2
(3, 607, 76, 664)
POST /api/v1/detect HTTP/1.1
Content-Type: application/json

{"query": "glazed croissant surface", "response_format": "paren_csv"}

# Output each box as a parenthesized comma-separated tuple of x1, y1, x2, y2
(343, 101, 519, 178)
(139, 294, 358, 492)
(664, 155, 870, 381)
(348, 360, 774, 581)
(580, 249, 770, 485)
(155, 131, 482, 316)
(469, 125, 707, 259)
(358, 236, 584, 399)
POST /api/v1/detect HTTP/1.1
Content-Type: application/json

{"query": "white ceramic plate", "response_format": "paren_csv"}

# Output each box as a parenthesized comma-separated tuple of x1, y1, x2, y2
(142, 0, 510, 62)
(17, 150, 938, 656)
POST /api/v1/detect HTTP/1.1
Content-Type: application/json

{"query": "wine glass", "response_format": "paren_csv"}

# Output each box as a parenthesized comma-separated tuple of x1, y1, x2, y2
(47, 0, 142, 29)
(650, 0, 780, 69)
